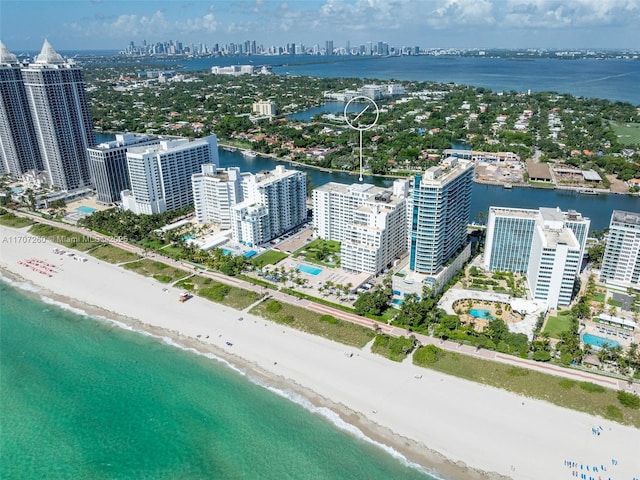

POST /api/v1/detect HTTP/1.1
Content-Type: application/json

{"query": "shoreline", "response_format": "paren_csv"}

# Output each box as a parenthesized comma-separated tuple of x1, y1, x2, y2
(0, 266, 480, 480)
(2, 224, 639, 480)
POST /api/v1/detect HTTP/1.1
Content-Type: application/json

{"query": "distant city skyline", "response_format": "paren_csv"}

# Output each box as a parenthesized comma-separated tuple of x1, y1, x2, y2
(1, 0, 639, 52)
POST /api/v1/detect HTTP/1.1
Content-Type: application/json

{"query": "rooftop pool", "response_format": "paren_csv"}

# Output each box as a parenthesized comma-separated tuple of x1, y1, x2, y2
(582, 333, 620, 349)
(298, 264, 322, 276)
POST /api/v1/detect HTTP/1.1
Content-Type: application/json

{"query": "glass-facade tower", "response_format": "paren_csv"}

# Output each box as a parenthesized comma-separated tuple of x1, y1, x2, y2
(600, 210, 640, 289)
(409, 158, 473, 274)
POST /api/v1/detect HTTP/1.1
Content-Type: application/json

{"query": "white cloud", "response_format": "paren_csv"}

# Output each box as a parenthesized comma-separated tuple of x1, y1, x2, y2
(60, 0, 639, 47)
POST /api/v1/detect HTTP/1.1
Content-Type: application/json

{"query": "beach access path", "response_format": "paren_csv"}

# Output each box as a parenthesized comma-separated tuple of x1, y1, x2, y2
(2, 221, 640, 480)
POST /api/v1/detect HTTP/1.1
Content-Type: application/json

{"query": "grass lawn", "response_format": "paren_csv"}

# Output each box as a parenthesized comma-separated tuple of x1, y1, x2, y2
(528, 181, 556, 188)
(544, 313, 573, 339)
(592, 292, 606, 303)
(89, 244, 140, 264)
(413, 346, 640, 428)
(252, 250, 288, 269)
(138, 238, 167, 251)
(0, 211, 34, 228)
(251, 299, 374, 348)
(28, 224, 103, 252)
(122, 259, 190, 283)
(609, 121, 640, 147)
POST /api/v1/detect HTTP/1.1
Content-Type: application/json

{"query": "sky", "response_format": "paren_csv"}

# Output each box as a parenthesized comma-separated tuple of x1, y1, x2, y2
(1, 0, 639, 52)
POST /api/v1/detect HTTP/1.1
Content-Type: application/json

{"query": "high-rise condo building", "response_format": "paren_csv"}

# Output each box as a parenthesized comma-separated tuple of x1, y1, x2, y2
(600, 210, 640, 290)
(20, 40, 95, 191)
(0, 42, 42, 176)
(87, 133, 160, 205)
(231, 165, 306, 246)
(121, 135, 218, 215)
(409, 157, 474, 290)
(485, 207, 590, 308)
(191, 165, 243, 229)
(313, 180, 409, 275)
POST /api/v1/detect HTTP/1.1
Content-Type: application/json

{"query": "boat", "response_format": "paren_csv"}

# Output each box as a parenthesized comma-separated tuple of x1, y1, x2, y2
(503, 183, 512, 189)
(578, 188, 598, 195)
(243, 150, 257, 159)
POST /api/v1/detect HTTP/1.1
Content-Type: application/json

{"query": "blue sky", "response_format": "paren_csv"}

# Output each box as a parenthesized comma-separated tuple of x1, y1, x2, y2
(1, 0, 639, 52)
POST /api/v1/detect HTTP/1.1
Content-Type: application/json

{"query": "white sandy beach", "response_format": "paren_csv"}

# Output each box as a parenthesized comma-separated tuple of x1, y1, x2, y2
(1, 224, 639, 480)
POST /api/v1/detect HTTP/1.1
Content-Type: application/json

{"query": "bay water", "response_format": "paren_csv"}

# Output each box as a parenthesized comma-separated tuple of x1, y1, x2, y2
(0, 279, 434, 479)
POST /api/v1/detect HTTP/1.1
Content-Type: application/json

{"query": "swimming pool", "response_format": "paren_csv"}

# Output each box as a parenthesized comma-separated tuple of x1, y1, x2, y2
(221, 248, 233, 256)
(469, 309, 494, 320)
(391, 298, 403, 306)
(181, 234, 196, 241)
(582, 334, 620, 349)
(243, 250, 257, 258)
(76, 206, 96, 214)
(298, 264, 322, 276)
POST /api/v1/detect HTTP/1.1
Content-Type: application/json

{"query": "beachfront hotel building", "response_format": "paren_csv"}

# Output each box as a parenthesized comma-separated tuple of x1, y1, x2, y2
(231, 165, 306, 246)
(87, 133, 160, 205)
(191, 165, 243, 229)
(121, 135, 219, 215)
(313, 180, 409, 275)
(409, 157, 474, 291)
(600, 210, 640, 290)
(20, 40, 95, 191)
(0, 42, 42, 176)
(484, 207, 590, 308)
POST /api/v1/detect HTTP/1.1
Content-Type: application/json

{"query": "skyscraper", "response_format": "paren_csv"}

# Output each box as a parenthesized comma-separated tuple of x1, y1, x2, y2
(484, 206, 590, 308)
(600, 210, 640, 290)
(191, 165, 243, 229)
(87, 133, 160, 204)
(0, 42, 42, 176)
(313, 180, 409, 275)
(21, 40, 95, 191)
(409, 157, 474, 276)
(231, 165, 306, 246)
(121, 136, 219, 215)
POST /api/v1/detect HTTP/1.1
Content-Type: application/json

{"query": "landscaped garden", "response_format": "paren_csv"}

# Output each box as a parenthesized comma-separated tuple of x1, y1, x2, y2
(293, 238, 341, 268)
(460, 266, 526, 297)
(453, 299, 523, 329)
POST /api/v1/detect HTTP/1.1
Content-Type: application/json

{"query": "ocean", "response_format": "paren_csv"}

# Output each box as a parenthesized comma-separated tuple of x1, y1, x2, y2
(0, 279, 434, 480)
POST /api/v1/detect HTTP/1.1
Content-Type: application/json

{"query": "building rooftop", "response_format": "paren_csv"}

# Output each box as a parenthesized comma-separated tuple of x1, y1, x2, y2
(34, 39, 66, 65)
(489, 206, 539, 219)
(612, 210, 640, 227)
(315, 182, 403, 206)
(419, 157, 473, 184)
(540, 225, 579, 249)
(0, 41, 18, 64)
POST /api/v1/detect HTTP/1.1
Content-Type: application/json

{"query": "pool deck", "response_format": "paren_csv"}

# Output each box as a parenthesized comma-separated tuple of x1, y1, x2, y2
(438, 288, 547, 340)
(581, 324, 634, 350)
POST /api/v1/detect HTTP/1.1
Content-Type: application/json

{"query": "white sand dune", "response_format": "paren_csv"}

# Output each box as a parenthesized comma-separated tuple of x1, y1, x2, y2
(1, 224, 639, 480)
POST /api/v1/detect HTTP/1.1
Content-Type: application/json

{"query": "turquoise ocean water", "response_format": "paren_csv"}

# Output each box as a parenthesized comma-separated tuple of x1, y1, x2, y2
(0, 279, 435, 480)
